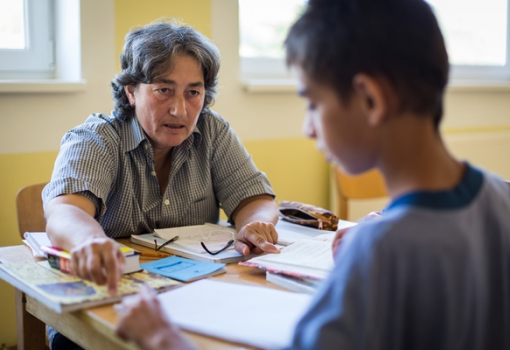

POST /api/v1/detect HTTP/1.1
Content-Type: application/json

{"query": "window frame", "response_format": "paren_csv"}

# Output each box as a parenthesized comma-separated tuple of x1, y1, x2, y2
(238, 0, 510, 84)
(0, 0, 55, 80)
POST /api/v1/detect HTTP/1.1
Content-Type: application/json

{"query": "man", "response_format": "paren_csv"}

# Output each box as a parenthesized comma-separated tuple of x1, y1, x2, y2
(43, 21, 279, 350)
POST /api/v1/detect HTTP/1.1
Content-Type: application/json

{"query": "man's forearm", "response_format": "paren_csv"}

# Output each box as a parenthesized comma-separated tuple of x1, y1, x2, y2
(232, 195, 278, 230)
(45, 195, 107, 251)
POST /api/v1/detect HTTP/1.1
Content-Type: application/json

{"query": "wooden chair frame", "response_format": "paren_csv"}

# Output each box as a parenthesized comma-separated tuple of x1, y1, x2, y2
(333, 168, 388, 220)
(14, 182, 49, 350)
(15, 182, 48, 238)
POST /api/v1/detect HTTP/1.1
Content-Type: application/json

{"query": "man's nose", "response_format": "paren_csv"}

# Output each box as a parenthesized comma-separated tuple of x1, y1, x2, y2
(170, 95, 186, 118)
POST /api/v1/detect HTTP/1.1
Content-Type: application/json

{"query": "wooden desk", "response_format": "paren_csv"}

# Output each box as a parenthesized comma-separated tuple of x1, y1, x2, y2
(1, 239, 286, 350)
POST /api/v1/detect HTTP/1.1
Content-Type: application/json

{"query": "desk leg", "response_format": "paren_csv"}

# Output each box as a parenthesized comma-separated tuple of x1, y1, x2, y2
(15, 289, 47, 350)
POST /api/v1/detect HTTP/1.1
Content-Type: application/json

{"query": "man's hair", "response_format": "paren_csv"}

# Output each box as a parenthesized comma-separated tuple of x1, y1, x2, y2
(285, 0, 449, 128)
(112, 20, 220, 120)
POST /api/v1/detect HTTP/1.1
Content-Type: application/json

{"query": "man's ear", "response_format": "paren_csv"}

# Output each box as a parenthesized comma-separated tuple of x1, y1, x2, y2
(352, 74, 389, 127)
(125, 85, 136, 106)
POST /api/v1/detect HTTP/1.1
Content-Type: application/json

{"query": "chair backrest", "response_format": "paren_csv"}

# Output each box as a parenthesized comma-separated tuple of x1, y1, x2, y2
(333, 168, 387, 220)
(16, 182, 48, 238)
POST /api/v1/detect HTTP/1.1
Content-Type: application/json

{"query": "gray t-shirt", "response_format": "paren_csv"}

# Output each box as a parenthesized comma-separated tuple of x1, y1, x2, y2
(43, 110, 274, 238)
(292, 165, 510, 350)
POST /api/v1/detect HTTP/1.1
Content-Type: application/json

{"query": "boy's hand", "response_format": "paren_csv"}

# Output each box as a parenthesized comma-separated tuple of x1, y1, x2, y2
(332, 211, 383, 257)
(70, 237, 125, 295)
(332, 227, 351, 257)
(115, 285, 197, 350)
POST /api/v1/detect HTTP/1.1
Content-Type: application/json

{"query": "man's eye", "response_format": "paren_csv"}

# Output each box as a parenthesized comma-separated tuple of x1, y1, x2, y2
(189, 90, 200, 96)
(158, 88, 170, 93)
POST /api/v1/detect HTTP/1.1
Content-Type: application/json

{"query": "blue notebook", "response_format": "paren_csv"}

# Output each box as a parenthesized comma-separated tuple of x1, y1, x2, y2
(141, 256, 226, 282)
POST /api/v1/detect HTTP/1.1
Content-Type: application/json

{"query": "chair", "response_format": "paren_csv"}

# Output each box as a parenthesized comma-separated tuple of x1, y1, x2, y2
(15, 182, 48, 238)
(15, 182, 49, 350)
(331, 167, 388, 221)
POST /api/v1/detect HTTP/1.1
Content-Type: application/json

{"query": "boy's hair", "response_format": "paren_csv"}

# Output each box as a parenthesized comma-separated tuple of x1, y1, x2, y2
(285, 0, 449, 128)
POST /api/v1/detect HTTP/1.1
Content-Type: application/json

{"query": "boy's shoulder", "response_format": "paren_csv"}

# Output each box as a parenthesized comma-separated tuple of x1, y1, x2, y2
(341, 165, 510, 262)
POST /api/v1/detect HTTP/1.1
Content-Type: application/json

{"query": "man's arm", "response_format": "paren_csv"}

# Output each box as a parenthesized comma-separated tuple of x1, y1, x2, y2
(45, 194, 125, 295)
(231, 194, 280, 255)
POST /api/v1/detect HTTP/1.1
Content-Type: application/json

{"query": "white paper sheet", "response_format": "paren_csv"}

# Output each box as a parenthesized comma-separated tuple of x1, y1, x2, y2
(158, 279, 313, 349)
(249, 239, 334, 271)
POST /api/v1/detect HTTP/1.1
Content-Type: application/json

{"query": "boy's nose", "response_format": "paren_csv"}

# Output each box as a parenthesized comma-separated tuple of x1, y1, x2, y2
(302, 113, 317, 139)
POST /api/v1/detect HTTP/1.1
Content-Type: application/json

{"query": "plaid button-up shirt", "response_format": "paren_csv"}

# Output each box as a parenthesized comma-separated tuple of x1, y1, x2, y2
(43, 111, 274, 238)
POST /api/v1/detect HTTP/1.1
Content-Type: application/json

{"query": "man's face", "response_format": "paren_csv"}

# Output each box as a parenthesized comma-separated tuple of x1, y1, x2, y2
(126, 54, 205, 155)
(296, 67, 376, 175)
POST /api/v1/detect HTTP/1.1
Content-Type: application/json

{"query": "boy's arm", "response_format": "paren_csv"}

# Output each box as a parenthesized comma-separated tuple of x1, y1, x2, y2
(116, 285, 198, 350)
(45, 194, 125, 295)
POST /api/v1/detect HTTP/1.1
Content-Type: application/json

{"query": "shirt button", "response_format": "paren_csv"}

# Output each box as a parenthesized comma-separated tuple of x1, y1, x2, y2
(151, 171, 156, 176)
(164, 199, 170, 205)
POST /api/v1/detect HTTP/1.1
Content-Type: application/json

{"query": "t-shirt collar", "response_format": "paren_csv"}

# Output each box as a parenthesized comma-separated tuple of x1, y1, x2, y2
(387, 163, 483, 211)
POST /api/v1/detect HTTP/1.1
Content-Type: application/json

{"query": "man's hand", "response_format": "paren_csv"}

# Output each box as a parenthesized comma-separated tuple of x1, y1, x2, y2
(234, 221, 280, 255)
(231, 195, 279, 256)
(70, 237, 125, 295)
(115, 285, 197, 350)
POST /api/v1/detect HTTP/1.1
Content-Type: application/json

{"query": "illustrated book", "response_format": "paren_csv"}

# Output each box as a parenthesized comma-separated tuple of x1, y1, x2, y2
(0, 258, 181, 313)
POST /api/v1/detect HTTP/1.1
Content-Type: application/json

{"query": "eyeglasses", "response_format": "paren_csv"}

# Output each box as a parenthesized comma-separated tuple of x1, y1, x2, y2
(200, 230, 235, 255)
(154, 235, 179, 251)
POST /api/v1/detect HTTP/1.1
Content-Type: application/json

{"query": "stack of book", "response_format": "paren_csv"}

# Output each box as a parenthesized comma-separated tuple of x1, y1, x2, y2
(24, 231, 142, 274)
(131, 223, 250, 264)
(265, 272, 321, 294)
(240, 235, 336, 294)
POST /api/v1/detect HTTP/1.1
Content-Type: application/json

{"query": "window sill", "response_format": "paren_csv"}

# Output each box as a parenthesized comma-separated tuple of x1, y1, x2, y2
(241, 79, 298, 93)
(241, 78, 510, 94)
(0, 79, 87, 93)
(446, 80, 510, 92)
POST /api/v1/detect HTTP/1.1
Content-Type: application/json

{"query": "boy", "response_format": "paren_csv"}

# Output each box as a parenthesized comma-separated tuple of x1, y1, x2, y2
(115, 0, 510, 349)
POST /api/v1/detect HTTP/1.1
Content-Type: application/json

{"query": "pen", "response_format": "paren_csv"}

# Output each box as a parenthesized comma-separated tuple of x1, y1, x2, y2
(155, 235, 179, 251)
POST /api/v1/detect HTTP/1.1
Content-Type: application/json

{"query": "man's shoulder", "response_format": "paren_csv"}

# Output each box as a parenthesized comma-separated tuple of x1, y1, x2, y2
(198, 109, 230, 128)
(68, 113, 128, 140)
(195, 110, 234, 145)
(82, 113, 122, 130)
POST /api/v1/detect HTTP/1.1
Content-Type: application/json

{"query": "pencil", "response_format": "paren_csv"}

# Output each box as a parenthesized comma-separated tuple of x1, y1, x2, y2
(139, 252, 170, 258)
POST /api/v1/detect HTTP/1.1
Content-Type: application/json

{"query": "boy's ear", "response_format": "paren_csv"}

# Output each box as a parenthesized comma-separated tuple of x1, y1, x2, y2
(352, 74, 389, 127)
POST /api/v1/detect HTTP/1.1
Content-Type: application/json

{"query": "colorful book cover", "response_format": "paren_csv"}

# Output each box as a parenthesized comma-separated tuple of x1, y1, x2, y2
(0, 260, 181, 313)
(40, 245, 140, 274)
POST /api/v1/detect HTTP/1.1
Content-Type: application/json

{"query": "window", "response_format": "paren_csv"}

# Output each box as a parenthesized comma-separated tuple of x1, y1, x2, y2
(239, 0, 305, 80)
(239, 0, 510, 83)
(427, 0, 510, 81)
(0, 0, 54, 80)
